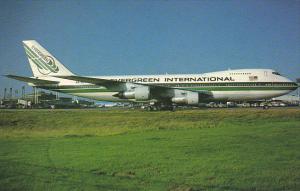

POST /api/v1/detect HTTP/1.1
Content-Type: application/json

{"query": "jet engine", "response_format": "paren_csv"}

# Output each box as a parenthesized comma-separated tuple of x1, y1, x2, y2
(115, 86, 150, 101)
(171, 91, 199, 105)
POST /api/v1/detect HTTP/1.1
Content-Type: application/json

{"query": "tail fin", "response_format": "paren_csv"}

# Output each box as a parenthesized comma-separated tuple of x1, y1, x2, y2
(22, 40, 74, 77)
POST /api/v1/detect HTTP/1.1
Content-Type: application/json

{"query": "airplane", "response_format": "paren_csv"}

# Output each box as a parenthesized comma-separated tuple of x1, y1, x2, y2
(6, 40, 298, 110)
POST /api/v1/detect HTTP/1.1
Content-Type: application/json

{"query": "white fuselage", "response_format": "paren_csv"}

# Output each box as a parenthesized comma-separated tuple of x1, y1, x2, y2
(36, 69, 297, 102)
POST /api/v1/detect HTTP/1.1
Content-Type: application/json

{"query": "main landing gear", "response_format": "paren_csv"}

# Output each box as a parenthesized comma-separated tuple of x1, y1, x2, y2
(262, 105, 269, 109)
(145, 104, 176, 111)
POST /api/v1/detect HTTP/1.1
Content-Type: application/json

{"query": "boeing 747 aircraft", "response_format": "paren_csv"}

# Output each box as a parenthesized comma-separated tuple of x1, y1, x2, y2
(6, 40, 298, 110)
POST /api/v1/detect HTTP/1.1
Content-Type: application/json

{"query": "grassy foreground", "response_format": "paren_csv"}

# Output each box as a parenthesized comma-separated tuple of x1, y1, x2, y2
(0, 108, 299, 191)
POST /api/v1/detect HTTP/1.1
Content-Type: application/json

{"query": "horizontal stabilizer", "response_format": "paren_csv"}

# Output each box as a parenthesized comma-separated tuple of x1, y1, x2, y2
(5, 75, 59, 84)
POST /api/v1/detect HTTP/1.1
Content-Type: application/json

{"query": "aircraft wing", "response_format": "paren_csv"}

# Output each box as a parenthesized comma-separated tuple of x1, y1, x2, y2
(53, 75, 123, 86)
(55, 75, 213, 99)
(5, 75, 59, 84)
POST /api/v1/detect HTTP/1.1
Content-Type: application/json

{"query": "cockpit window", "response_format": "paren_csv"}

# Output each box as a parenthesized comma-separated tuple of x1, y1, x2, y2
(272, 72, 281, 76)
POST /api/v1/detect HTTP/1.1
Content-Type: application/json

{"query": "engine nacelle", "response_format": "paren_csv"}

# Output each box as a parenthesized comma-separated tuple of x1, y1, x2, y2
(135, 86, 150, 101)
(116, 86, 150, 101)
(122, 92, 135, 99)
(171, 91, 199, 105)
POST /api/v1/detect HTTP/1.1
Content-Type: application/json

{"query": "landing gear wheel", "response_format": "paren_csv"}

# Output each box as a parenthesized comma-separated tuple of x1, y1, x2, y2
(263, 105, 269, 109)
(169, 106, 176, 112)
(147, 106, 159, 111)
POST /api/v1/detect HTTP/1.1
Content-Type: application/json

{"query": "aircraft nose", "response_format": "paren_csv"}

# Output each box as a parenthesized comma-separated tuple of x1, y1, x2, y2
(280, 76, 298, 90)
(283, 76, 293, 82)
(286, 78, 299, 90)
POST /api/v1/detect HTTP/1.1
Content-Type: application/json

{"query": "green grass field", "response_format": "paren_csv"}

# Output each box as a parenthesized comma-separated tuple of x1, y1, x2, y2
(0, 108, 299, 191)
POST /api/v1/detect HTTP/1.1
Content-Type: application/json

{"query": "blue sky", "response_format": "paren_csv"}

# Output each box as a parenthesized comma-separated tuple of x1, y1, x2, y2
(0, 0, 299, 97)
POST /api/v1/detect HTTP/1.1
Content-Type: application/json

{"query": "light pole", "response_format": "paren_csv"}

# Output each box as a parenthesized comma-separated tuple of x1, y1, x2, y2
(297, 78, 300, 100)
(3, 88, 7, 100)
(22, 86, 25, 99)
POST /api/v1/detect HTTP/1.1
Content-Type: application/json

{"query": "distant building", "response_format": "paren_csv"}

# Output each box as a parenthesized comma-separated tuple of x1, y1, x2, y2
(0, 90, 95, 109)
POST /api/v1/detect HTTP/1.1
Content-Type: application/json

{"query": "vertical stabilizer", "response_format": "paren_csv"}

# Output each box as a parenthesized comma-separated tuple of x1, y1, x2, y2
(22, 40, 74, 77)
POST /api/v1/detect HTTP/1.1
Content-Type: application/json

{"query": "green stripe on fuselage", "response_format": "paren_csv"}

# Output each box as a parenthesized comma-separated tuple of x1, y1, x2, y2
(184, 86, 297, 91)
(38, 81, 297, 94)
(45, 86, 296, 94)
